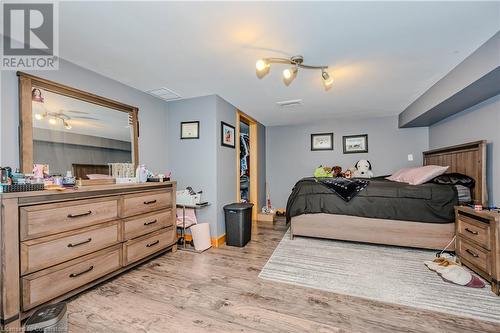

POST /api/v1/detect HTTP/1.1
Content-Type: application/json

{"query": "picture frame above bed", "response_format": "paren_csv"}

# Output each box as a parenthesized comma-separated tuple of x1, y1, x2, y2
(311, 133, 333, 151)
(343, 134, 368, 154)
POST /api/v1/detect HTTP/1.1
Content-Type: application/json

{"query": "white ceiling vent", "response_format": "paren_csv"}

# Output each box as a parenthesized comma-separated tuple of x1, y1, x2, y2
(146, 87, 181, 101)
(276, 99, 303, 108)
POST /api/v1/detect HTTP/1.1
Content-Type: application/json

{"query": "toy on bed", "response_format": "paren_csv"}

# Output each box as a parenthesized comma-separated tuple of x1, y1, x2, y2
(353, 160, 373, 178)
(314, 165, 333, 178)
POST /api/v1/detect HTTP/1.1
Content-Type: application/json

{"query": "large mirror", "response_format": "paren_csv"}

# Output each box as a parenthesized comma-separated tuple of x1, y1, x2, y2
(18, 72, 139, 179)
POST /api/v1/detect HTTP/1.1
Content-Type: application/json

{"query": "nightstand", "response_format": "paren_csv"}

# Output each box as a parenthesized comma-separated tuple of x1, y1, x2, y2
(455, 206, 499, 295)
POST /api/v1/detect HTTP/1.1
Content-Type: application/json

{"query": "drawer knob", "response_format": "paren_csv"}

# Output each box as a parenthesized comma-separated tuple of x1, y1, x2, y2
(69, 265, 94, 278)
(146, 240, 160, 248)
(67, 238, 92, 248)
(67, 210, 92, 218)
(465, 249, 479, 258)
(144, 200, 157, 205)
(144, 219, 158, 226)
(465, 228, 479, 235)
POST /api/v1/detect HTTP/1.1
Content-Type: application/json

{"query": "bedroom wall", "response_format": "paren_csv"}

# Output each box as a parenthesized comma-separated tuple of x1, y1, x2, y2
(266, 115, 429, 208)
(167, 95, 219, 237)
(0, 58, 169, 172)
(429, 94, 500, 207)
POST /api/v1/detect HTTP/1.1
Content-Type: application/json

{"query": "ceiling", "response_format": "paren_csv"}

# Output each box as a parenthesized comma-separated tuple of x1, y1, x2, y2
(58, 1, 500, 126)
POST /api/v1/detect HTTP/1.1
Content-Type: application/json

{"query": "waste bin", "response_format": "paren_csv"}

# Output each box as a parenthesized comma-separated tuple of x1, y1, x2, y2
(224, 202, 254, 247)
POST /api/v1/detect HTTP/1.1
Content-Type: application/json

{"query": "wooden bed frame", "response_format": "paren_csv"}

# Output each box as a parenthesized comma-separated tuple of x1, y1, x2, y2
(290, 140, 488, 250)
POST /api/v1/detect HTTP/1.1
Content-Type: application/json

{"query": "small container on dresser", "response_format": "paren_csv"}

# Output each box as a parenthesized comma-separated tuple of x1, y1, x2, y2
(455, 206, 500, 295)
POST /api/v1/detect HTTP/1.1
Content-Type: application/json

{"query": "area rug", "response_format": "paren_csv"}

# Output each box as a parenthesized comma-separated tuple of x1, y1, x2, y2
(259, 230, 500, 323)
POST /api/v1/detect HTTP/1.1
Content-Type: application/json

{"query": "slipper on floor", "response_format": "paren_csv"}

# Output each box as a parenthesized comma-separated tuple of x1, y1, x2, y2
(424, 260, 485, 288)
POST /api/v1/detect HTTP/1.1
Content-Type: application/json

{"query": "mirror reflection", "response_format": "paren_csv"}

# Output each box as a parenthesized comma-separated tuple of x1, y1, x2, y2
(32, 88, 133, 178)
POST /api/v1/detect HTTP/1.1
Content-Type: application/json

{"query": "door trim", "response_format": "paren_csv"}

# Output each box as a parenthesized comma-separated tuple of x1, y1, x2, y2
(236, 111, 259, 218)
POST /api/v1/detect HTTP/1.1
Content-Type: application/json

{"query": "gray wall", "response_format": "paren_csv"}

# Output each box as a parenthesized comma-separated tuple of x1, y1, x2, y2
(266, 115, 429, 208)
(0, 58, 169, 172)
(167, 95, 218, 236)
(429, 94, 500, 207)
(167, 95, 266, 238)
(216, 96, 238, 236)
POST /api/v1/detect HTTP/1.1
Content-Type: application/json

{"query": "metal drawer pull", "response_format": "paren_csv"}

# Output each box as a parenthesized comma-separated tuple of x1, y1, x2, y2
(465, 249, 479, 258)
(69, 265, 94, 278)
(67, 238, 92, 248)
(146, 240, 160, 248)
(67, 211, 92, 218)
(144, 219, 158, 226)
(465, 228, 479, 235)
(144, 200, 157, 205)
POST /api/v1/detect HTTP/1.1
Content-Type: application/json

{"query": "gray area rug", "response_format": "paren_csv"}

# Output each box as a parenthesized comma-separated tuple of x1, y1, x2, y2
(259, 230, 500, 323)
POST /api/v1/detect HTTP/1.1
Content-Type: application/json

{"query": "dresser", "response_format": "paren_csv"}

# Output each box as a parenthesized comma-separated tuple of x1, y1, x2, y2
(455, 206, 499, 295)
(0, 182, 177, 330)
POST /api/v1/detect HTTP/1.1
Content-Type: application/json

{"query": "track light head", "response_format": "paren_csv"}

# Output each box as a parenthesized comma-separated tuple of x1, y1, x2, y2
(322, 69, 333, 90)
(255, 59, 270, 78)
(34, 113, 43, 120)
(282, 67, 298, 86)
(63, 120, 72, 130)
(49, 118, 57, 125)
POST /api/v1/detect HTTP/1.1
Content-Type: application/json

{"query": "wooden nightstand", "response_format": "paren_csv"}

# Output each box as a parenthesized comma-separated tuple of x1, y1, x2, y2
(455, 206, 500, 295)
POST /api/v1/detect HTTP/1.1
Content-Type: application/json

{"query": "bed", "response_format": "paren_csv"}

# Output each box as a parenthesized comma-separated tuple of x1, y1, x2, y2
(288, 140, 488, 250)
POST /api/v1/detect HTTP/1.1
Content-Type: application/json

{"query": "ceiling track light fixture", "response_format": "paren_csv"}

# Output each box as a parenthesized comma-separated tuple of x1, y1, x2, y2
(256, 55, 333, 89)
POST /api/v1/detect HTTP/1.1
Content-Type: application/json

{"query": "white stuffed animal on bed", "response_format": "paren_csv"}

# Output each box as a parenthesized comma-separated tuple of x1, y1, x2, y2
(353, 160, 374, 178)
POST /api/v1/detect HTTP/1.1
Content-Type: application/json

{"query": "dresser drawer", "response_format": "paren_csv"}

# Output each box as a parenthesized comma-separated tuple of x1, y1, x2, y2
(123, 209, 173, 240)
(123, 227, 175, 266)
(21, 221, 121, 275)
(457, 214, 491, 250)
(22, 245, 122, 311)
(121, 190, 172, 218)
(457, 237, 491, 275)
(20, 197, 119, 240)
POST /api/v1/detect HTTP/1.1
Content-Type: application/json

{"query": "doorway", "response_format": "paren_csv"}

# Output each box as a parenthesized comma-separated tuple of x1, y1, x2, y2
(236, 111, 258, 217)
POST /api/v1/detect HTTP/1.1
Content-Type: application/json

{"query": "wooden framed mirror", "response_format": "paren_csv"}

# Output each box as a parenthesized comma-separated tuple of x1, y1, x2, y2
(17, 72, 139, 178)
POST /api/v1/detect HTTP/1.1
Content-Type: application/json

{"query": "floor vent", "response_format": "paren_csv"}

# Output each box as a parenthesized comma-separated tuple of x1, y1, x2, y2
(145, 87, 182, 101)
(276, 99, 303, 108)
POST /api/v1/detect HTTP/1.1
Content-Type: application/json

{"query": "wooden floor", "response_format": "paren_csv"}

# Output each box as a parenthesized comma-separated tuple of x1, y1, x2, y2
(67, 221, 500, 333)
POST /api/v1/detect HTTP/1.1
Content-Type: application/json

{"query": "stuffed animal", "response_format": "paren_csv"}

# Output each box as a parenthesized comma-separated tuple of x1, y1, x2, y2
(332, 165, 343, 177)
(353, 160, 373, 178)
(313, 165, 333, 178)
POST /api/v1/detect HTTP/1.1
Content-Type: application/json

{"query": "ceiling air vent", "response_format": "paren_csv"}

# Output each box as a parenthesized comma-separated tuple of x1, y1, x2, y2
(145, 87, 181, 101)
(276, 99, 303, 108)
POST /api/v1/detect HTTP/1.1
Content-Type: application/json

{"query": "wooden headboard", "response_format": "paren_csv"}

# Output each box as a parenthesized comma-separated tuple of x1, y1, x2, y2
(72, 164, 109, 179)
(423, 140, 487, 206)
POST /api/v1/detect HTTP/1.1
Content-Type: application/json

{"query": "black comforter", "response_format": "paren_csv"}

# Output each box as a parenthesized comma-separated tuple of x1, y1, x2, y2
(286, 177, 458, 224)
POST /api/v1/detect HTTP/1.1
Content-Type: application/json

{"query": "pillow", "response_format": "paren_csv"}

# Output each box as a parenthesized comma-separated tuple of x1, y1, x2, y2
(431, 173, 475, 188)
(386, 165, 449, 185)
(86, 174, 113, 180)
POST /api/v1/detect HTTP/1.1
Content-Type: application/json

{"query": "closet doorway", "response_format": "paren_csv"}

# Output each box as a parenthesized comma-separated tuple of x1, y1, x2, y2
(236, 111, 258, 217)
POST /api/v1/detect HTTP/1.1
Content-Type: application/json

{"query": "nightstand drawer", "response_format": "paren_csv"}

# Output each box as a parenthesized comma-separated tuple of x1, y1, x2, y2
(457, 237, 491, 275)
(457, 214, 491, 249)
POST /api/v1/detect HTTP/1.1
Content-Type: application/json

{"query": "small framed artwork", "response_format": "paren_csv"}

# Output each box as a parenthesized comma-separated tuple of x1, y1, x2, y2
(180, 121, 199, 139)
(343, 134, 368, 154)
(221, 121, 236, 148)
(311, 133, 334, 151)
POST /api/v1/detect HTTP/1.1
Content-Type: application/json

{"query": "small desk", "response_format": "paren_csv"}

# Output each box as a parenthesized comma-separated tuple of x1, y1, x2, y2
(176, 202, 210, 253)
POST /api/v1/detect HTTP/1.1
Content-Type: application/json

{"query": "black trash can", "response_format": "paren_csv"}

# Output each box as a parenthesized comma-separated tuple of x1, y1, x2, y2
(224, 202, 254, 247)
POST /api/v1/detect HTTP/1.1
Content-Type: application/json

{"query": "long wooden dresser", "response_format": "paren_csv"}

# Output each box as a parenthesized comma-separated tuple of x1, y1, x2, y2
(0, 182, 177, 330)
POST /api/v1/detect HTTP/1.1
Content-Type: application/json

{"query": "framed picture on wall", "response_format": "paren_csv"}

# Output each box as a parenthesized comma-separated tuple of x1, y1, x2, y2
(221, 121, 236, 148)
(311, 133, 334, 151)
(343, 134, 368, 154)
(180, 121, 200, 139)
